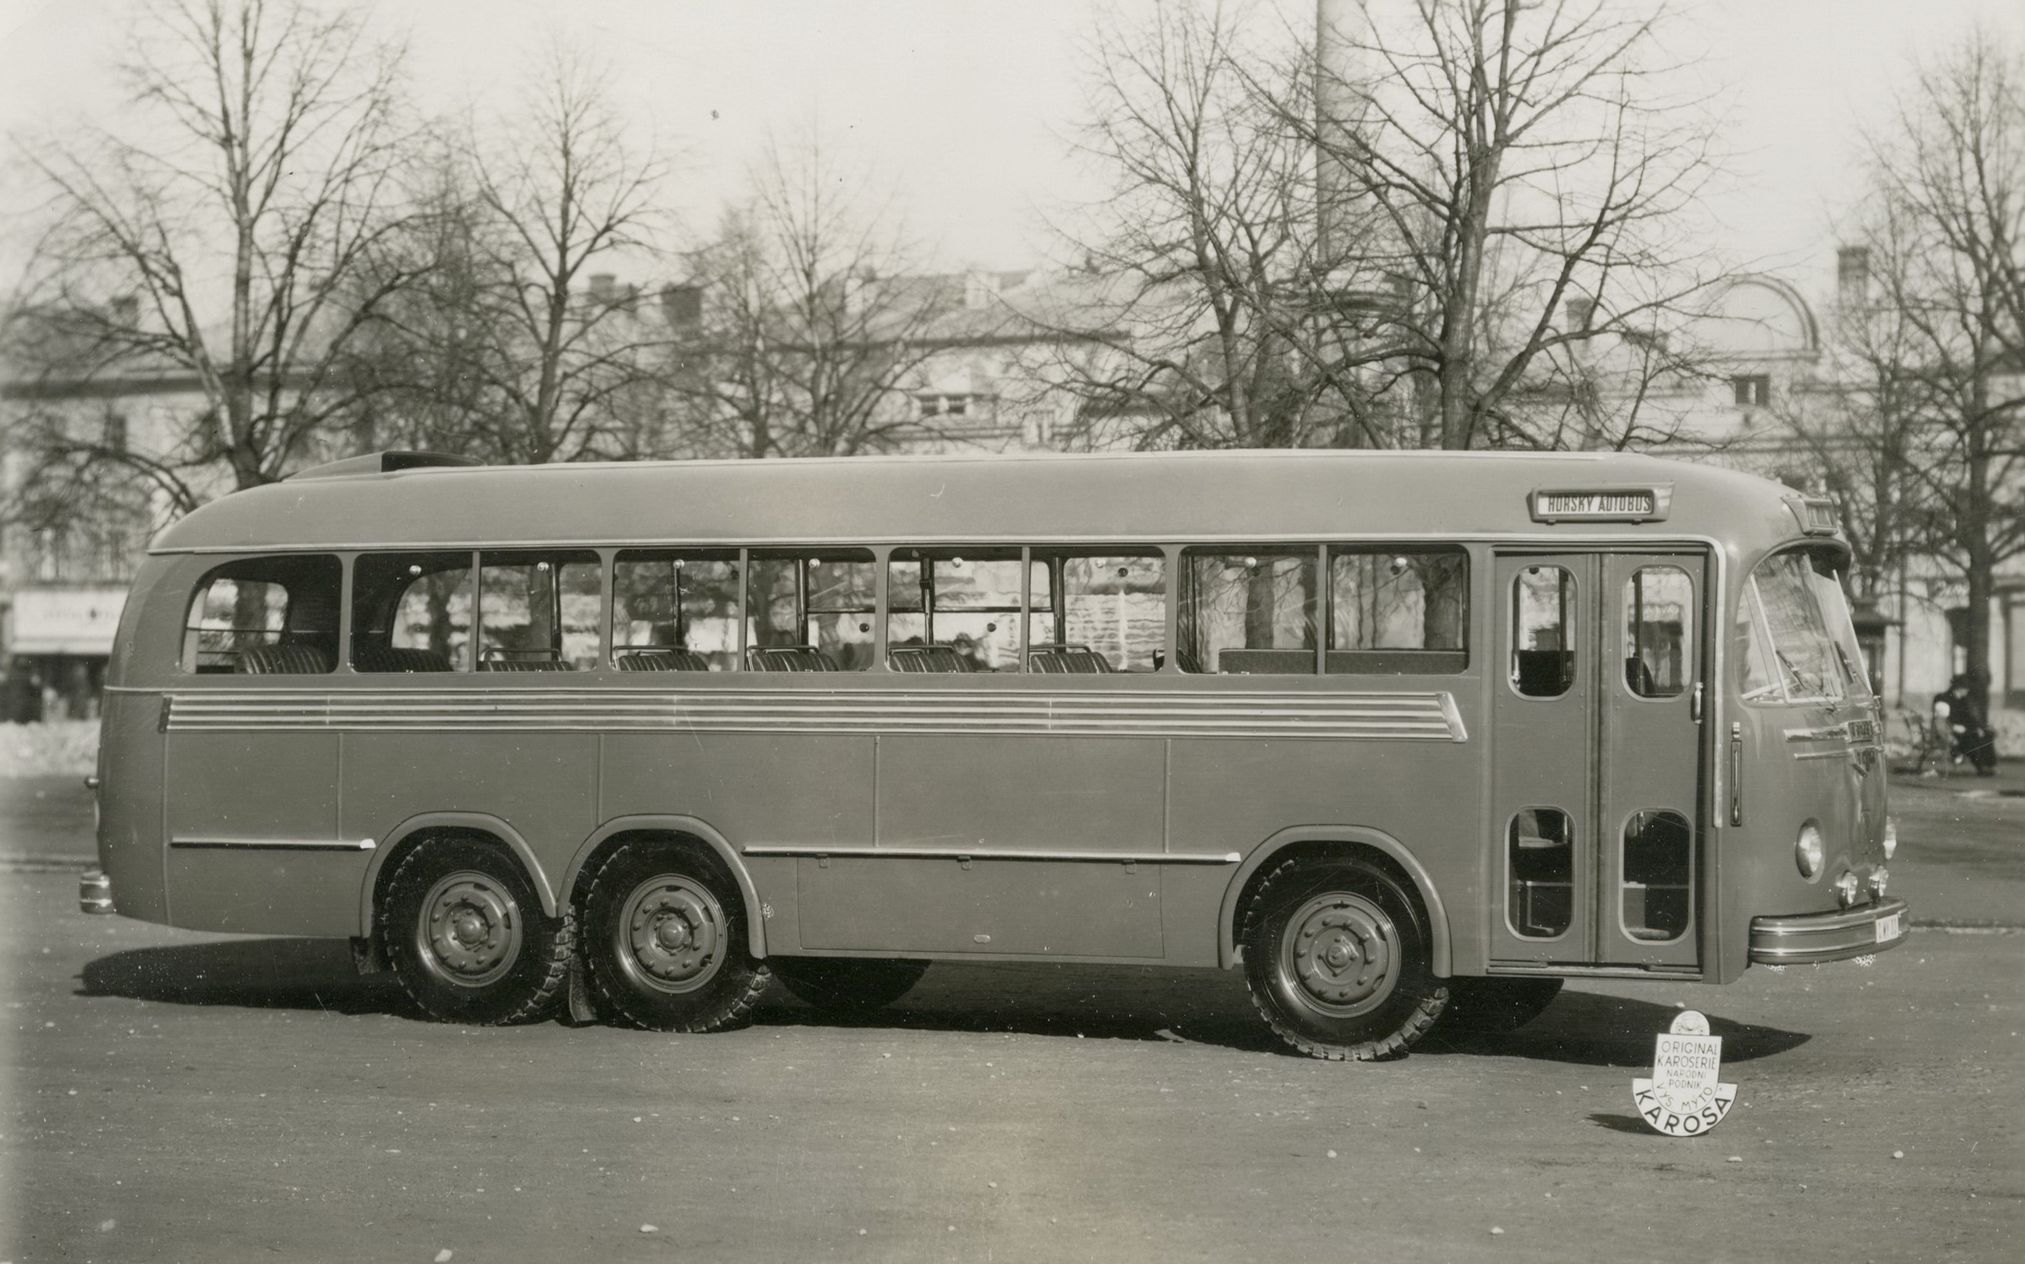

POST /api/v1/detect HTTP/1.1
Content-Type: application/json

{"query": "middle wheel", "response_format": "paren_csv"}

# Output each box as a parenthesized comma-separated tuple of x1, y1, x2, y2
(583, 840, 770, 1032)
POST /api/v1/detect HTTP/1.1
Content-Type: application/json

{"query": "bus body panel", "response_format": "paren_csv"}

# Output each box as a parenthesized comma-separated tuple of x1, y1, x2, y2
(601, 732, 876, 854)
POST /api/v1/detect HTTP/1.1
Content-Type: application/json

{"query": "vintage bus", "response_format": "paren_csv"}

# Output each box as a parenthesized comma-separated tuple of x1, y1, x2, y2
(78, 449, 1905, 1059)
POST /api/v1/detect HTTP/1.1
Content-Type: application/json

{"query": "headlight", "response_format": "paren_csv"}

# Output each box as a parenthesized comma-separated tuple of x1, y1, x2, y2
(1882, 817, 1898, 860)
(1796, 822, 1825, 879)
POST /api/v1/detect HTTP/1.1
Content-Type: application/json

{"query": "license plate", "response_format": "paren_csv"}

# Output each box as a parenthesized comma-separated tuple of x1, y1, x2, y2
(1876, 911, 1903, 943)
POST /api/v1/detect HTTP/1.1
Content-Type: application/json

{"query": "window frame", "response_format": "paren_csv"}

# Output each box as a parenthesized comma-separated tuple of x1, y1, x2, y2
(180, 553, 343, 676)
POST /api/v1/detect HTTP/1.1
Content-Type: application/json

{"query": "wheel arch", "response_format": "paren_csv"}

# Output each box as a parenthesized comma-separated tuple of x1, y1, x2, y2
(359, 812, 557, 936)
(1218, 826, 1452, 977)
(559, 815, 769, 959)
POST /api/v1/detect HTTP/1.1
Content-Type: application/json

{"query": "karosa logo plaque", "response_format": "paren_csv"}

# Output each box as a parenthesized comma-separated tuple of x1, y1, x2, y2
(1631, 1010, 1738, 1137)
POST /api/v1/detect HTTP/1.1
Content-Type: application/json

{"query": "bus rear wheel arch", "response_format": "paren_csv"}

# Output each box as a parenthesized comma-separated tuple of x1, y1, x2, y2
(378, 833, 573, 1025)
(581, 836, 770, 1032)
(1241, 854, 1448, 1061)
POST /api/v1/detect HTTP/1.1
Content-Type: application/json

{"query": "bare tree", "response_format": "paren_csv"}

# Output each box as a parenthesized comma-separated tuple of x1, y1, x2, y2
(1044, 0, 1722, 453)
(1775, 225, 1941, 609)
(1296, 0, 1722, 449)
(372, 48, 672, 465)
(1033, 3, 1345, 451)
(1861, 29, 2025, 710)
(7, 0, 417, 510)
(674, 137, 955, 458)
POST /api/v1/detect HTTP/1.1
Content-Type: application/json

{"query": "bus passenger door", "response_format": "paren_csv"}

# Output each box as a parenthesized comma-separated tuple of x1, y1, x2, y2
(1488, 551, 1705, 972)
(1595, 553, 1704, 969)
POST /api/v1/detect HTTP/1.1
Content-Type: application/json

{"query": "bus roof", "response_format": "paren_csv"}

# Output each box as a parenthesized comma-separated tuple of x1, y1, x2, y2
(151, 448, 1829, 553)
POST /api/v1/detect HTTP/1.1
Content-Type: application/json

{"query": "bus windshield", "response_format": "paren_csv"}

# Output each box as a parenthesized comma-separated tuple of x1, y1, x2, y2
(1737, 549, 1869, 705)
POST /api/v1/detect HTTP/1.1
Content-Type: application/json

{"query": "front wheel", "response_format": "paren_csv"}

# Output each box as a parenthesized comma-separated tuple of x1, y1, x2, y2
(583, 840, 769, 1032)
(1242, 856, 1446, 1061)
(773, 957, 930, 1013)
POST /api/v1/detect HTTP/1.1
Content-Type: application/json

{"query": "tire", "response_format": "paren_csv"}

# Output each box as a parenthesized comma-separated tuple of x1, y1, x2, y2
(772, 957, 930, 1013)
(380, 837, 571, 1025)
(1434, 976, 1563, 1035)
(1242, 856, 1447, 1061)
(583, 840, 769, 1032)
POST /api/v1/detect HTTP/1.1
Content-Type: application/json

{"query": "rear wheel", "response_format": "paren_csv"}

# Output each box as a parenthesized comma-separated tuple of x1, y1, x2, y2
(583, 840, 769, 1032)
(380, 838, 571, 1025)
(1434, 976, 1563, 1035)
(773, 957, 929, 1013)
(1242, 856, 1446, 1061)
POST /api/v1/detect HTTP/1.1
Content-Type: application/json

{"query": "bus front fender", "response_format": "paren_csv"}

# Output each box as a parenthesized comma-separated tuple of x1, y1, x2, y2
(560, 816, 769, 960)
(1217, 826, 1452, 977)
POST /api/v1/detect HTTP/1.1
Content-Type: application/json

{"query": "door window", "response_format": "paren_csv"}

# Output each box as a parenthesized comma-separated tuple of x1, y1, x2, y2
(1511, 566, 1574, 697)
(1508, 808, 1573, 938)
(1621, 810, 1692, 941)
(1623, 566, 1693, 697)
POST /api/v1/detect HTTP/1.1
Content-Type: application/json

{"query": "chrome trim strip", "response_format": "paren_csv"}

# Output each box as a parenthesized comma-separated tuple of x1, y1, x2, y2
(170, 836, 377, 852)
(161, 689, 1468, 742)
(742, 846, 1241, 864)
(1749, 897, 1909, 965)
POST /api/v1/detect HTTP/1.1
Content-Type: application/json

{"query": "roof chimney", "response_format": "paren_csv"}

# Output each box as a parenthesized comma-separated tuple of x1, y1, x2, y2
(660, 283, 702, 327)
(1837, 246, 1871, 305)
(588, 273, 617, 304)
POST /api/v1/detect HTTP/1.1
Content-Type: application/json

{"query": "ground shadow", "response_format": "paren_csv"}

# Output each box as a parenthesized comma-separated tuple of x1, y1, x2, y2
(1586, 1112, 1659, 1135)
(1418, 989, 1810, 1067)
(77, 946, 1810, 1066)
(80, 938, 398, 1016)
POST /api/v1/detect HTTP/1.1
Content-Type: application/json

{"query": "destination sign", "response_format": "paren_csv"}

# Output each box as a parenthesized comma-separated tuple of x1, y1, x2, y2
(1529, 487, 1670, 523)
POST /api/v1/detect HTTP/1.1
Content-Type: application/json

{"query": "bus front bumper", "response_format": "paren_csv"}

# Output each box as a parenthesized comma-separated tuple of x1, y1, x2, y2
(79, 869, 114, 915)
(1749, 897, 1908, 965)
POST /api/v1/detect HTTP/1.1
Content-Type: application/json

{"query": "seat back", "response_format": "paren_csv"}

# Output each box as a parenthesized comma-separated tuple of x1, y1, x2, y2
(616, 649, 712, 672)
(745, 645, 838, 672)
(1027, 643, 1114, 674)
(352, 644, 455, 674)
(236, 643, 334, 675)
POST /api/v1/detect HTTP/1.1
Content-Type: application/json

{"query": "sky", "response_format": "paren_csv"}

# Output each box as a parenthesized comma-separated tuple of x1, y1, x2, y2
(1, 0, 2021, 289)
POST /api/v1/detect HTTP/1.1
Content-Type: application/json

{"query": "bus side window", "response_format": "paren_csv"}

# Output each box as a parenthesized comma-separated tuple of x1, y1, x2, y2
(747, 551, 877, 671)
(1179, 549, 1316, 674)
(887, 549, 1028, 672)
(1511, 566, 1574, 697)
(1327, 546, 1468, 673)
(478, 551, 600, 671)
(352, 552, 471, 673)
(1030, 552, 1165, 673)
(1623, 566, 1692, 698)
(182, 555, 341, 674)
(613, 551, 740, 671)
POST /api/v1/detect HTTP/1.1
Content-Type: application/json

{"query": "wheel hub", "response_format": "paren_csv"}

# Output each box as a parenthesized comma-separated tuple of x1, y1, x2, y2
(617, 877, 725, 995)
(1282, 893, 1400, 1017)
(418, 872, 523, 989)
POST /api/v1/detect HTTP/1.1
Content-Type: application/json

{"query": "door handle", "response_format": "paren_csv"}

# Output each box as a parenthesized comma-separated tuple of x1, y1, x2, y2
(1691, 681, 1703, 724)
(1728, 721, 1744, 826)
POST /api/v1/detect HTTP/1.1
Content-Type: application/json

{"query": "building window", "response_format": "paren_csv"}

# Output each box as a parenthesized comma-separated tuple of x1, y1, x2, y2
(914, 393, 994, 421)
(1732, 375, 1771, 408)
